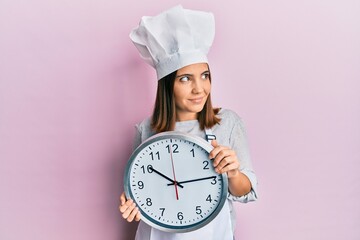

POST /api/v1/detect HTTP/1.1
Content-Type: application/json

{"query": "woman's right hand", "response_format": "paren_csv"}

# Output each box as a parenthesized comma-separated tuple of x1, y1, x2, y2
(119, 192, 141, 222)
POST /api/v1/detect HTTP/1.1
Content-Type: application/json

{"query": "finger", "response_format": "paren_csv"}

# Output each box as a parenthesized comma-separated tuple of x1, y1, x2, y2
(209, 140, 220, 159)
(211, 140, 219, 148)
(135, 211, 141, 221)
(119, 198, 133, 213)
(213, 149, 234, 167)
(216, 158, 240, 174)
(126, 206, 139, 222)
(215, 155, 234, 173)
(120, 192, 127, 205)
(209, 145, 229, 160)
(122, 202, 136, 219)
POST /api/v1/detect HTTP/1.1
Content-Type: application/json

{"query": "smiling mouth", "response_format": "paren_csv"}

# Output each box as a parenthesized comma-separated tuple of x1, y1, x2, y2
(189, 97, 204, 104)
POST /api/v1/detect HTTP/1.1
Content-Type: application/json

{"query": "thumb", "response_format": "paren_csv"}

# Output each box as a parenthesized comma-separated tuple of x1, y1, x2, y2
(211, 139, 219, 148)
(120, 192, 126, 205)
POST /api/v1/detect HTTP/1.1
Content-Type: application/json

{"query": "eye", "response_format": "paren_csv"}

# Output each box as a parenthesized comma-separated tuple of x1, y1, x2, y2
(201, 73, 210, 80)
(179, 76, 190, 82)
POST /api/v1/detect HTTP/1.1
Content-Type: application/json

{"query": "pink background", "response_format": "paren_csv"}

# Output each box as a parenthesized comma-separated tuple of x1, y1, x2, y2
(1, 0, 359, 239)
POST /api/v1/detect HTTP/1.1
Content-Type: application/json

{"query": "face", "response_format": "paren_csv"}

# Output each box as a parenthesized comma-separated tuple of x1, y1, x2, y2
(173, 63, 211, 121)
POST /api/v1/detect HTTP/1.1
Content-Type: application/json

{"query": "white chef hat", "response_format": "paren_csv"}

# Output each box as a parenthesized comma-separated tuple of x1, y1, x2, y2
(129, 5, 215, 80)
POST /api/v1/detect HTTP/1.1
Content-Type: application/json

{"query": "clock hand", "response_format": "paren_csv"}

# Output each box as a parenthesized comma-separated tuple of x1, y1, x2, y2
(149, 166, 184, 188)
(169, 143, 179, 200)
(167, 176, 217, 186)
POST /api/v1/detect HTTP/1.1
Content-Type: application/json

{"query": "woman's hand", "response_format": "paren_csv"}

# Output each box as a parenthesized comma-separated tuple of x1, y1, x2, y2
(209, 140, 240, 178)
(119, 192, 141, 222)
(209, 140, 252, 196)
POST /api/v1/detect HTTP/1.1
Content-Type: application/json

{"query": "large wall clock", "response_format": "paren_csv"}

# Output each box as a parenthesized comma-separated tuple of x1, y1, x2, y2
(124, 131, 228, 233)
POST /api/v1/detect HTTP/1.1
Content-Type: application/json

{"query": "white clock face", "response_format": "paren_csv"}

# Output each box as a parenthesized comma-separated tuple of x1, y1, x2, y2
(124, 132, 228, 233)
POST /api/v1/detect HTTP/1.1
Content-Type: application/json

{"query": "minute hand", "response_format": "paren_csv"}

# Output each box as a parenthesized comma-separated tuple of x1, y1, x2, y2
(167, 176, 217, 186)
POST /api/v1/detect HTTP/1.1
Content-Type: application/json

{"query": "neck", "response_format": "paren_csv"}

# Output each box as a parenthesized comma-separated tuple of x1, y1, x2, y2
(176, 112, 198, 122)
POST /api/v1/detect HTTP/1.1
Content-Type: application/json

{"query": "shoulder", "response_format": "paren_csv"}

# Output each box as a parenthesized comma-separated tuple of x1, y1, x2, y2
(216, 108, 247, 134)
(135, 116, 152, 132)
(212, 108, 247, 147)
(217, 108, 244, 125)
(135, 116, 156, 142)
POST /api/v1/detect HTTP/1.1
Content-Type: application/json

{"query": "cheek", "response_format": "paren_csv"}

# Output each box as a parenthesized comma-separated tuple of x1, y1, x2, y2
(173, 88, 186, 107)
(205, 81, 211, 94)
(174, 84, 189, 101)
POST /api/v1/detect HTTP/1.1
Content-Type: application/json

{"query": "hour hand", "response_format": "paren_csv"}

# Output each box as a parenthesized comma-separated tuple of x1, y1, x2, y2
(149, 166, 184, 188)
(167, 176, 217, 186)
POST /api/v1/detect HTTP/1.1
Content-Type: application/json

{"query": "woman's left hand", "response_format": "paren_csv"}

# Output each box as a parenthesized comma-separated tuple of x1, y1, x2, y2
(209, 140, 240, 178)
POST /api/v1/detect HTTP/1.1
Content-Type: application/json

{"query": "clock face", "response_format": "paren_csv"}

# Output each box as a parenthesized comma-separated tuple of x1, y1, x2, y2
(124, 132, 228, 233)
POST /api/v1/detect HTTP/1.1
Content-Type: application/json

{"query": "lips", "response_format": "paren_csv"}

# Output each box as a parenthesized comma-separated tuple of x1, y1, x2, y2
(188, 97, 204, 104)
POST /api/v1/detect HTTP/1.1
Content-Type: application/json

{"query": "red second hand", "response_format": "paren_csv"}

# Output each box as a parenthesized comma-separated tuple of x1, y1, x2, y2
(169, 143, 179, 200)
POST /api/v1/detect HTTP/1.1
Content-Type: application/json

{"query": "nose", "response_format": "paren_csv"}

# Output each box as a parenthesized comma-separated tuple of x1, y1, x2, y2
(191, 78, 204, 94)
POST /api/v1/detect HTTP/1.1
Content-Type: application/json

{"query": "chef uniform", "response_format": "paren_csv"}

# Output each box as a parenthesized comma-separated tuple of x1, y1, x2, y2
(129, 5, 258, 240)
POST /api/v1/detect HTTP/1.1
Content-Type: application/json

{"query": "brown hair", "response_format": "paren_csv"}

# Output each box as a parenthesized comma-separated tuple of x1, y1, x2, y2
(151, 68, 221, 133)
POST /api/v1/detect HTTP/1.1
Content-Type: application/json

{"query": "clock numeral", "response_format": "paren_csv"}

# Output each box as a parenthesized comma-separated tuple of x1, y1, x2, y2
(177, 212, 184, 220)
(159, 208, 165, 216)
(166, 144, 179, 153)
(203, 160, 210, 170)
(146, 198, 152, 206)
(206, 194, 212, 203)
(195, 206, 202, 215)
(190, 148, 195, 157)
(211, 177, 217, 185)
(137, 181, 144, 189)
(149, 151, 160, 160)
(141, 165, 154, 174)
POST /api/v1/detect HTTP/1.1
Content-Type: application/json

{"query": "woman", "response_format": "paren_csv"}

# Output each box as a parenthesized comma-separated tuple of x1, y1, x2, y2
(119, 5, 258, 240)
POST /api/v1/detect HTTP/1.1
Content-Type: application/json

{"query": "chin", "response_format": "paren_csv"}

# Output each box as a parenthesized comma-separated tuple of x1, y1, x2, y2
(190, 105, 206, 114)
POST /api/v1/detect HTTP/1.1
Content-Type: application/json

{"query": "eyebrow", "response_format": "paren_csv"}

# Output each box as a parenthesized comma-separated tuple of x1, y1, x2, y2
(176, 70, 210, 78)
